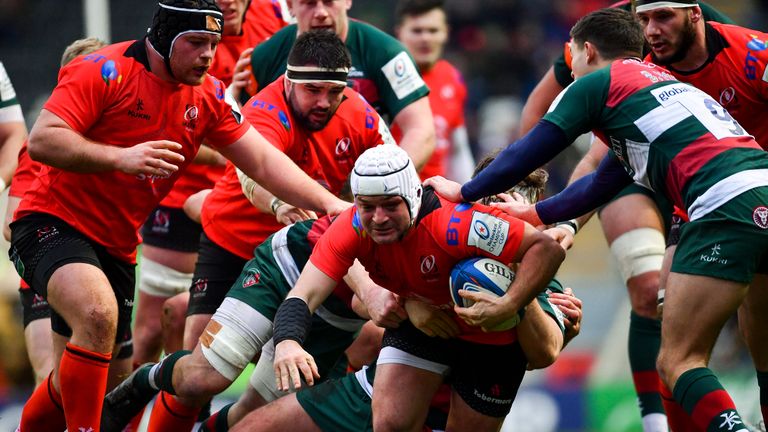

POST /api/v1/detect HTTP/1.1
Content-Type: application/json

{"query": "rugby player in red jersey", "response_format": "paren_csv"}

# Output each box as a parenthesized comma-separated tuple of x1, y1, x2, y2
(131, 0, 288, 390)
(271, 144, 565, 431)
(394, 0, 473, 182)
(9, 1, 346, 431)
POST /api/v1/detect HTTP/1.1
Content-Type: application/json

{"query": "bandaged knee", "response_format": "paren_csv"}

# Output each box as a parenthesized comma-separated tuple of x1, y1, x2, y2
(138, 257, 193, 297)
(200, 298, 273, 381)
(610, 228, 665, 283)
(249, 340, 283, 402)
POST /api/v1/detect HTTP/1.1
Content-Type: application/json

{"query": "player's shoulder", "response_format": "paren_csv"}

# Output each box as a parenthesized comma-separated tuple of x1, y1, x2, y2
(243, 78, 290, 123)
(59, 40, 140, 84)
(254, 24, 296, 54)
(347, 19, 407, 59)
(332, 88, 378, 127)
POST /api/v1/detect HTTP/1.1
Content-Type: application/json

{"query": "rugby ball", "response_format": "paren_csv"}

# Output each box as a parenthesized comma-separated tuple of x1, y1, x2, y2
(449, 257, 520, 330)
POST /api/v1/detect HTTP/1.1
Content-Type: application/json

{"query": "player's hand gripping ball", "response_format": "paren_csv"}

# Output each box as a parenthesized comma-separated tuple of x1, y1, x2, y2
(449, 257, 520, 330)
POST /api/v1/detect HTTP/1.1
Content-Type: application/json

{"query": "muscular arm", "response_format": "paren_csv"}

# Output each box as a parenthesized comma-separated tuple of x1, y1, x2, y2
(461, 120, 569, 202)
(0, 121, 26, 186)
(193, 144, 226, 166)
(535, 152, 633, 224)
(517, 298, 563, 369)
(505, 225, 566, 314)
(28, 109, 184, 175)
(519, 67, 565, 135)
(392, 97, 436, 172)
(219, 126, 348, 215)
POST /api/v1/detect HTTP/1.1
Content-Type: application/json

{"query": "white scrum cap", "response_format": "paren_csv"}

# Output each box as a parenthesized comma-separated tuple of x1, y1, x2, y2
(350, 145, 422, 224)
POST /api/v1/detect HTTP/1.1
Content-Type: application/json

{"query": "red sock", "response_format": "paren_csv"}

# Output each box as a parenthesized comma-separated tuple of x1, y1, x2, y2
(18, 372, 65, 432)
(59, 343, 111, 432)
(147, 391, 200, 432)
(660, 380, 697, 432)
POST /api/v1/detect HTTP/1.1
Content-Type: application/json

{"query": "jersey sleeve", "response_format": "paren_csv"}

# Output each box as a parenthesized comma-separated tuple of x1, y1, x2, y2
(241, 93, 291, 153)
(309, 209, 361, 282)
(699, 1, 734, 24)
(43, 55, 120, 133)
(745, 30, 768, 101)
(430, 200, 526, 264)
(248, 25, 296, 98)
(0, 62, 23, 123)
(542, 67, 610, 143)
(534, 278, 567, 335)
(203, 78, 250, 148)
(365, 28, 429, 119)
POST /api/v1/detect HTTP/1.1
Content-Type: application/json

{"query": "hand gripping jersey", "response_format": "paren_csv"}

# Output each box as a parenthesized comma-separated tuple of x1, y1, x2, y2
(246, 20, 429, 122)
(645, 22, 768, 149)
(201, 75, 395, 259)
(392, 60, 467, 180)
(309, 188, 527, 345)
(544, 58, 768, 222)
(158, 0, 288, 210)
(15, 41, 249, 262)
(552, 1, 733, 88)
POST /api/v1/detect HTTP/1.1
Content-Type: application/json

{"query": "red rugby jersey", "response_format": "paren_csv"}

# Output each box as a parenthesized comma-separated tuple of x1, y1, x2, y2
(160, 0, 287, 210)
(646, 22, 768, 148)
(8, 140, 37, 199)
(310, 190, 526, 345)
(15, 40, 249, 262)
(201, 75, 394, 259)
(392, 59, 467, 180)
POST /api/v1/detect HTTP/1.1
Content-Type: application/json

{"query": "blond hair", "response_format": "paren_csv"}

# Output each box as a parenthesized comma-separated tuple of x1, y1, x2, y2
(61, 37, 107, 67)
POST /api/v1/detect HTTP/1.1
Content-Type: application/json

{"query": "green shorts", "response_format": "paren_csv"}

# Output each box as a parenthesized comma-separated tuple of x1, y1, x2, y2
(296, 365, 375, 432)
(672, 187, 768, 283)
(226, 238, 290, 320)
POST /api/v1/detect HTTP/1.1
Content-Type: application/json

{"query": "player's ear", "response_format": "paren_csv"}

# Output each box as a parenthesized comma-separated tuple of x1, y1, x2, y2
(584, 41, 598, 65)
(689, 6, 702, 23)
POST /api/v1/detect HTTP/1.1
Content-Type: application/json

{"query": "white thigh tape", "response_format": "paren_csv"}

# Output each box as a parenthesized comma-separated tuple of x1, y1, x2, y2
(138, 257, 193, 297)
(200, 298, 273, 381)
(609, 228, 665, 283)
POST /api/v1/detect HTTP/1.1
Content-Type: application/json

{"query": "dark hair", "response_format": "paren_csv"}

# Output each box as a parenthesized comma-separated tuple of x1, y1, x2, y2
(287, 29, 352, 70)
(395, 0, 445, 25)
(473, 149, 549, 206)
(570, 8, 644, 59)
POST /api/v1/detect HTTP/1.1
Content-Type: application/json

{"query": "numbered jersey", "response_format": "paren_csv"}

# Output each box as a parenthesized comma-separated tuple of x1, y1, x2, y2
(646, 22, 768, 149)
(544, 58, 768, 221)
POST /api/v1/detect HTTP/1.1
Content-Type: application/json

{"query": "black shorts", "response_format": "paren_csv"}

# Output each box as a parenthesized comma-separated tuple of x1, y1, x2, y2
(140, 205, 202, 252)
(9, 213, 136, 340)
(185, 232, 248, 316)
(19, 286, 51, 328)
(381, 321, 527, 418)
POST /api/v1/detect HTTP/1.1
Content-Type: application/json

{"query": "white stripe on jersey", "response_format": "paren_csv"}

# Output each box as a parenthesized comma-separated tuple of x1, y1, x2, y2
(271, 224, 366, 332)
(688, 169, 768, 220)
(625, 138, 653, 190)
(634, 101, 691, 143)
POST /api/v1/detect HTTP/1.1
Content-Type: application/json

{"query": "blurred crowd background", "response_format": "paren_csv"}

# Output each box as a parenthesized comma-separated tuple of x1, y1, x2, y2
(0, 1, 766, 430)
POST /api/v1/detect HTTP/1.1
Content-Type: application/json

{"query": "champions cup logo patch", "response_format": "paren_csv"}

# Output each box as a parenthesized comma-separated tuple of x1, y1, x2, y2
(467, 212, 510, 257)
(206, 15, 222, 32)
(753, 206, 768, 229)
(473, 220, 490, 239)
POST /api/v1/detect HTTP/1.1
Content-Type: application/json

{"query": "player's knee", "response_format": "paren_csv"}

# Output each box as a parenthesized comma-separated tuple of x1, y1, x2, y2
(373, 412, 419, 432)
(610, 228, 665, 287)
(80, 303, 118, 339)
(139, 257, 193, 297)
(200, 318, 261, 383)
(626, 271, 662, 318)
(162, 295, 188, 333)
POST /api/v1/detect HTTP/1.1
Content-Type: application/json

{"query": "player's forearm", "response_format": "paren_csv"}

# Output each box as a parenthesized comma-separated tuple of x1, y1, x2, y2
(504, 235, 565, 315)
(193, 144, 226, 166)
(519, 67, 564, 135)
(517, 300, 563, 369)
(235, 167, 273, 213)
(393, 98, 436, 171)
(28, 122, 119, 173)
(448, 126, 474, 183)
(0, 122, 26, 185)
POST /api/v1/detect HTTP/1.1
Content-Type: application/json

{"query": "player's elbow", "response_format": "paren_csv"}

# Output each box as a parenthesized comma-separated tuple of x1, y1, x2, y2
(26, 128, 48, 163)
(524, 339, 561, 369)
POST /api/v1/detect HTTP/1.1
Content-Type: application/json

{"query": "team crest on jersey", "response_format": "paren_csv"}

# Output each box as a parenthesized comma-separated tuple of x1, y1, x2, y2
(242, 269, 261, 287)
(183, 104, 199, 132)
(753, 206, 768, 229)
(101, 60, 122, 86)
(719, 87, 737, 107)
(420, 255, 437, 274)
